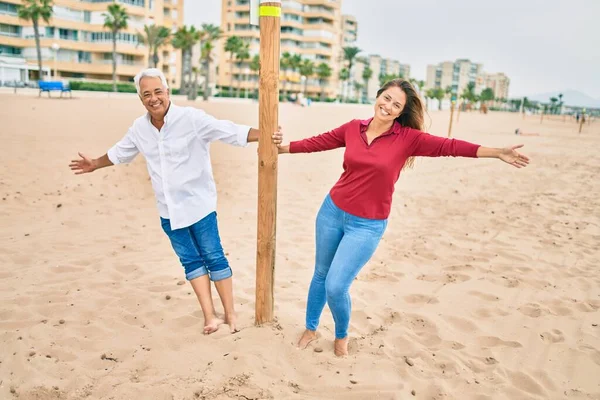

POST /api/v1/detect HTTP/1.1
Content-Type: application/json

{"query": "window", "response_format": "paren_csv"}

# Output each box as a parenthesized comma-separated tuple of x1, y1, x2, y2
(0, 2, 18, 16)
(0, 45, 21, 56)
(0, 23, 21, 37)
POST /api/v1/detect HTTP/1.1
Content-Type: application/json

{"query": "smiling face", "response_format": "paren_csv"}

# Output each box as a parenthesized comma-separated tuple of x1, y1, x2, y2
(374, 85, 406, 124)
(138, 76, 170, 119)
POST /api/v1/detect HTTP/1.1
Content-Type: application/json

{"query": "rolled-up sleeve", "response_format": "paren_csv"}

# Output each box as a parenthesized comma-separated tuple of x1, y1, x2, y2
(107, 128, 139, 165)
(192, 109, 250, 147)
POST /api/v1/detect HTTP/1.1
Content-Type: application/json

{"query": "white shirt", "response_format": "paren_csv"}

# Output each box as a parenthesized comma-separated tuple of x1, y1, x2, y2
(107, 102, 250, 230)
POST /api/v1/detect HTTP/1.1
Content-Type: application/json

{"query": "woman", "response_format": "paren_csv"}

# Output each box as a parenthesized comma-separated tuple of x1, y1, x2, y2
(277, 79, 529, 356)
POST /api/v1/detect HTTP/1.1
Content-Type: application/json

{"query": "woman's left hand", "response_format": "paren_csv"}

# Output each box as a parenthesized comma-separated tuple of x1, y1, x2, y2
(499, 144, 530, 168)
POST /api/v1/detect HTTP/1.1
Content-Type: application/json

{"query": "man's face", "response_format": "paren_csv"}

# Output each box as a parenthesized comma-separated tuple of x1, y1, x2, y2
(139, 76, 170, 118)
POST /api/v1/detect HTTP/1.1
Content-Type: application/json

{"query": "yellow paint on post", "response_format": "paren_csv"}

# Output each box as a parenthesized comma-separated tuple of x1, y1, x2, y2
(259, 6, 281, 17)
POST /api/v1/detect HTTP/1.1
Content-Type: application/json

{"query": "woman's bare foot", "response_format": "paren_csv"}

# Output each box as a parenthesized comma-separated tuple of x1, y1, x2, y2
(203, 317, 224, 334)
(225, 312, 239, 333)
(334, 337, 349, 357)
(297, 329, 318, 349)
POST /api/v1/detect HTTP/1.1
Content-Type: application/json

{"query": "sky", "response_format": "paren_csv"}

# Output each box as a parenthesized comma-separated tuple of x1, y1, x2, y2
(184, 0, 600, 99)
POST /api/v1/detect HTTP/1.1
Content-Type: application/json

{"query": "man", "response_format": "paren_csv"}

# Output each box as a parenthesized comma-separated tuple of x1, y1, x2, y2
(69, 68, 282, 334)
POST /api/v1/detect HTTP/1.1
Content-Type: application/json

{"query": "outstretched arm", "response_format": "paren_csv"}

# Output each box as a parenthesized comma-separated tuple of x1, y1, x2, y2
(409, 129, 529, 168)
(69, 153, 113, 174)
(70, 129, 139, 174)
(476, 145, 530, 168)
(279, 120, 350, 155)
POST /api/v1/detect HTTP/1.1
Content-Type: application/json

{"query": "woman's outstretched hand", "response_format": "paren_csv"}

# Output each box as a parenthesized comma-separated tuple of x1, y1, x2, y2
(498, 144, 530, 168)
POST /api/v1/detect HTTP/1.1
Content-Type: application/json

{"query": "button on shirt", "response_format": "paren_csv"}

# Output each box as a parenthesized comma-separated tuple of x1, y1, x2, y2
(107, 102, 251, 230)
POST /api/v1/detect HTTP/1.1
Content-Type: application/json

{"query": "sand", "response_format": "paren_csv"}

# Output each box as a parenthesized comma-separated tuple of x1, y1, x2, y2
(1, 92, 599, 399)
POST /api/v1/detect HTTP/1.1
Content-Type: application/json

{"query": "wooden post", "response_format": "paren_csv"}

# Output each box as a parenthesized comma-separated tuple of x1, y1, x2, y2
(255, 0, 281, 325)
(448, 100, 455, 137)
(540, 109, 544, 124)
(579, 112, 585, 133)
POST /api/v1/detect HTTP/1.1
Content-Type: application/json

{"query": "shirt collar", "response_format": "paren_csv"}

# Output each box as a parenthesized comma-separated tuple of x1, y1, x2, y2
(359, 117, 402, 134)
(146, 100, 176, 123)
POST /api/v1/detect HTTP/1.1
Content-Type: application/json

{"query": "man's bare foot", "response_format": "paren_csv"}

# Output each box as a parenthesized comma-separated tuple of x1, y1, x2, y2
(297, 329, 318, 349)
(225, 312, 239, 333)
(203, 317, 224, 334)
(334, 337, 349, 357)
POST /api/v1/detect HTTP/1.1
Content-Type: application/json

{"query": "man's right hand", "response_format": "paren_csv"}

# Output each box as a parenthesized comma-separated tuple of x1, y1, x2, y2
(69, 152, 96, 174)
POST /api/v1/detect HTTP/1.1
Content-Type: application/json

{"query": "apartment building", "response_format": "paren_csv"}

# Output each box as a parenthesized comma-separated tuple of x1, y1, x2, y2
(425, 58, 510, 102)
(350, 54, 411, 102)
(218, 0, 342, 99)
(425, 58, 483, 96)
(0, 0, 183, 85)
(481, 72, 510, 100)
(340, 14, 356, 46)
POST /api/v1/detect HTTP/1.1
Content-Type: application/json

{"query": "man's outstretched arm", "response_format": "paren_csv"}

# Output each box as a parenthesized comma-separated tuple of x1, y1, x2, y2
(69, 153, 113, 174)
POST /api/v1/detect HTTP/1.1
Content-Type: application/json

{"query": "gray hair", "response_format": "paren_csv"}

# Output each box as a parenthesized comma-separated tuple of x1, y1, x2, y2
(134, 68, 169, 94)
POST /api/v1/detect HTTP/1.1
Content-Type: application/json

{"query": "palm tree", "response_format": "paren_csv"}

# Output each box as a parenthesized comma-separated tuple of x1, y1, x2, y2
(361, 66, 372, 103)
(289, 53, 302, 95)
(224, 35, 242, 96)
(353, 81, 363, 102)
(549, 97, 558, 114)
(299, 58, 314, 98)
(17, 0, 53, 81)
(279, 52, 292, 100)
(234, 41, 250, 97)
(249, 54, 260, 98)
(199, 23, 222, 100)
(558, 93, 564, 114)
(316, 62, 332, 102)
(480, 88, 495, 106)
(342, 46, 360, 100)
(103, 4, 129, 92)
(432, 87, 445, 110)
(138, 24, 171, 68)
(172, 26, 200, 96)
(378, 73, 395, 87)
(461, 82, 477, 107)
(338, 67, 349, 102)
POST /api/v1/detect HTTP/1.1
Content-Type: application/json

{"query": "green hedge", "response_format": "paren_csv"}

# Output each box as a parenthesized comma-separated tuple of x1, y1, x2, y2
(68, 81, 137, 93)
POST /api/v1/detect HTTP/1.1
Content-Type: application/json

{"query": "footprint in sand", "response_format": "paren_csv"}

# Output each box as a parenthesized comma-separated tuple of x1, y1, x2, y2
(518, 303, 547, 318)
(468, 291, 500, 302)
(507, 371, 547, 397)
(476, 336, 522, 348)
(539, 329, 565, 344)
(416, 273, 471, 284)
(403, 294, 439, 305)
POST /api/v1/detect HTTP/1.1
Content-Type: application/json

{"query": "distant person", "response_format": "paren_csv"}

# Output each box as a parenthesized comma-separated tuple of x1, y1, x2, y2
(515, 128, 540, 136)
(69, 68, 283, 335)
(276, 78, 530, 356)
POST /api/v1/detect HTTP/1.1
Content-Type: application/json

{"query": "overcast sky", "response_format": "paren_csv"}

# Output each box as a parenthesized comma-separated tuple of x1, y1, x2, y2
(185, 0, 599, 98)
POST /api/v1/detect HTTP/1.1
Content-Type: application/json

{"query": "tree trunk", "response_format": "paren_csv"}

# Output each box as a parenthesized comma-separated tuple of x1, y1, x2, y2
(148, 48, 152, 68)
(185, 49, 193, 95)
(320, 81, 325, 102)
(179, 49, 186, 96)
(229, 53, 234, 97)
(438, 98, 442, 110)
(33, 19, 43, 81)
(153, 50, 159, 68)
(112, 32, 117, 92)
(202, 59, 210, 100)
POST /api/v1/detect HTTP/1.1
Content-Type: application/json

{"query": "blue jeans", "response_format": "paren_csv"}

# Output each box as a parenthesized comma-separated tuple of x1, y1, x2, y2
(306, 194, 387, 339)
(160, 212, 232, 282)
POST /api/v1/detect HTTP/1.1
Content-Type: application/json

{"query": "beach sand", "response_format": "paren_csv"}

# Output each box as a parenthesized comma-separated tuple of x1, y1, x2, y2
(1, 93, 599, 399)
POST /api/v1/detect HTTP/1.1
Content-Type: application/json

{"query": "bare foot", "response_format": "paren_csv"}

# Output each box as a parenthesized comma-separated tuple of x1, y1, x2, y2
(225, 312, 239, 333)
(203, 317, 224, 335)
(297, 329, 318, 349)
(334, 337, 349, 357)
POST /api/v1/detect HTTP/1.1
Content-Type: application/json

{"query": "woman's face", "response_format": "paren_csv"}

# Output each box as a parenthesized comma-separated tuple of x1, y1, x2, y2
(374, 86, 406, 123)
